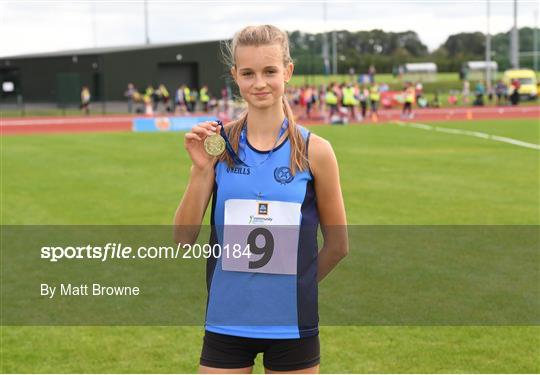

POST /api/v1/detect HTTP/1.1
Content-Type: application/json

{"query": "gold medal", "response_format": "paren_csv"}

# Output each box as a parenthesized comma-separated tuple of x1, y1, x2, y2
(204, 133, 226, 156)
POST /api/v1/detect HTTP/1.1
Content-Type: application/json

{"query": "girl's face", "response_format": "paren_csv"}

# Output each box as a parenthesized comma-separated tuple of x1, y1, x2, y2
(231, 44, 293, 110)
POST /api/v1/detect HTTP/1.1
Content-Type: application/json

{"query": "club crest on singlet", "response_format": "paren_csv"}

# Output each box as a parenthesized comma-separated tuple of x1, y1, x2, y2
(274, 166, 294, 185)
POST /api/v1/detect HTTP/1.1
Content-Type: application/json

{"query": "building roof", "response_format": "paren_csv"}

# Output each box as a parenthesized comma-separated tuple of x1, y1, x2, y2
(1, 39, 224, 59)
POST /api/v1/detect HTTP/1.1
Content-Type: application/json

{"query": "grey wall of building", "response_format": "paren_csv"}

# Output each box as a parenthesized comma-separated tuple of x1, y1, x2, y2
(1, 54, 101, 102)
(102, 41, 230, 101)
(0, 40, 233, 103)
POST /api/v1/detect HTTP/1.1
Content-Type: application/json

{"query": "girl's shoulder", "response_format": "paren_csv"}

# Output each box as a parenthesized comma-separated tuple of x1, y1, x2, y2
(307, 132, 333, 159)
(294, 125, 332, 155)
(299, 127, 336, 177)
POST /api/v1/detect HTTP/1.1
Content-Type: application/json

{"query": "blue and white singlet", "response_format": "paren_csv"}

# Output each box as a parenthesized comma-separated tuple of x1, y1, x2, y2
(205, 120, 320, 339)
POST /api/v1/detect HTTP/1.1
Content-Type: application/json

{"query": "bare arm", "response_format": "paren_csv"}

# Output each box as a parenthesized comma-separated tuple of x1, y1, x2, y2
(308, 134, 349, 283)
(173, 166, 215, 244)
(173, 121, 221, 244)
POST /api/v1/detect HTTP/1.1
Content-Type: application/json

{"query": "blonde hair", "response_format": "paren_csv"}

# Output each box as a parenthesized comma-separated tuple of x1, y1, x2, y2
(219, 25, 309, 175)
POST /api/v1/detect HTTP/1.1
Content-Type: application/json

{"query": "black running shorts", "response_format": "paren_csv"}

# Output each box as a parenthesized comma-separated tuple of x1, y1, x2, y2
(200, 330, 320, 371)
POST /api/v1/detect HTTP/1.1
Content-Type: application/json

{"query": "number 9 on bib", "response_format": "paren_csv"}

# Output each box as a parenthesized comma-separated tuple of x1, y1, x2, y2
(222, 199, 301, 275)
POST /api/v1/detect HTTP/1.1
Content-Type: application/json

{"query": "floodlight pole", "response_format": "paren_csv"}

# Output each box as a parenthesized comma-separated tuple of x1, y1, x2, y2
(485, 0, 492, 89)
(322, 1, 330, 76)
(144, 0, 150, 45)
(91, 2, 97, 48)
(534, 8, 538, 72)
(332, 30, 337, 75)
(510, 0, 519, 68)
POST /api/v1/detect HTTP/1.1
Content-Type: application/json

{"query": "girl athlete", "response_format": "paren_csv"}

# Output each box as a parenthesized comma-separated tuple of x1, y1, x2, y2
(174, 25, 348, 374)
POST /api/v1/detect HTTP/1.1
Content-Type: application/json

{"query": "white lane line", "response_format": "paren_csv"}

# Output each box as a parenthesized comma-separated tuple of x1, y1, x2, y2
(394, 121, 540, 151)
(409, 123, 433, 130)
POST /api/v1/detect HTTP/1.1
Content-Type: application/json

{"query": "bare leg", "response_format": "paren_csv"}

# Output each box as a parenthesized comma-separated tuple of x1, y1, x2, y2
(199, 365, 253, 374)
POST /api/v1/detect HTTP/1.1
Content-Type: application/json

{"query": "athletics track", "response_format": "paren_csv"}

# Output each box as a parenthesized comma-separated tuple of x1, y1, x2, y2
(1, 106, 538, 136)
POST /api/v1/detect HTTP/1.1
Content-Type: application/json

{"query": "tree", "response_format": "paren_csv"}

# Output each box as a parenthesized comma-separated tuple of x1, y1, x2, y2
(441, 32, 485, 57)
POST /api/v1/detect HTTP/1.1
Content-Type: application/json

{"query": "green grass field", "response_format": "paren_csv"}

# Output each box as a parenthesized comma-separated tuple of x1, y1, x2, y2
(1, 118, 539, 372)
(291, 71, 540, 85)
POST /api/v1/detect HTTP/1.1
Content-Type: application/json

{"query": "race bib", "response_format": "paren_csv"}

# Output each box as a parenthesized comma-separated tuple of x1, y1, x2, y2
(222, 199, 301, 275)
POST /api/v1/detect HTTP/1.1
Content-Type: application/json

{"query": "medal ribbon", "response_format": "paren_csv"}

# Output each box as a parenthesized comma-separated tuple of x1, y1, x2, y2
(218, 117, 289, 168)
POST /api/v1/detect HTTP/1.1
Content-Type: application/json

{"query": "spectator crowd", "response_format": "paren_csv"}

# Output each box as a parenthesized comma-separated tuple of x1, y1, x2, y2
(77, 67, 530, 119)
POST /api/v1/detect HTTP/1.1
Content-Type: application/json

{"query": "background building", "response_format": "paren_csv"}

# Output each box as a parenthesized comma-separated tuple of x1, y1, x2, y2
(0, 40, 229, 105)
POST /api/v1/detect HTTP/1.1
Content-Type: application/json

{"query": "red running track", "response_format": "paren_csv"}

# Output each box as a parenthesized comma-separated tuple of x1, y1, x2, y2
(1, 106, 539, 135)
(298, 105, 540, 124)
(1, 114, 134, 135)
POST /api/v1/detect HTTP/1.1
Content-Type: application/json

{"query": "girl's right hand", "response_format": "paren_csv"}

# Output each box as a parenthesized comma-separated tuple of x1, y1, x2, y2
(184, 121, 222, 172)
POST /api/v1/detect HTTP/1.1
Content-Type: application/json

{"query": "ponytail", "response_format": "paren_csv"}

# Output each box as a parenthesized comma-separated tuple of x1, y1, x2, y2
(282, 96, 309, 175)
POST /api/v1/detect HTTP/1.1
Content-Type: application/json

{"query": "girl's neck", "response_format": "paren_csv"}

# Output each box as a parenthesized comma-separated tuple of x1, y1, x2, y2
(245, 101, 286, 142)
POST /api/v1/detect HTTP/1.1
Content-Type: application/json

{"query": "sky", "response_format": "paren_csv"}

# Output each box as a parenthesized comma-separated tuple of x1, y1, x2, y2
(0, 0, 539, 58)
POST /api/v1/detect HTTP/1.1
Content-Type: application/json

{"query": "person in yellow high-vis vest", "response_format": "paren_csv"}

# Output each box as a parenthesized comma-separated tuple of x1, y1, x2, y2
(325, 83, 339, 121)
(145, 85, 157, 111)
(158, 84, 170, 113)
(200, 85, 210, 112)
(369, 83, 380, 121)
(143, 92, 153, 115)
(80, 86, 91, 115)
(401, 82, 415, 119)
(342, 83, 357, 121)
(184, 86, 193, 112)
